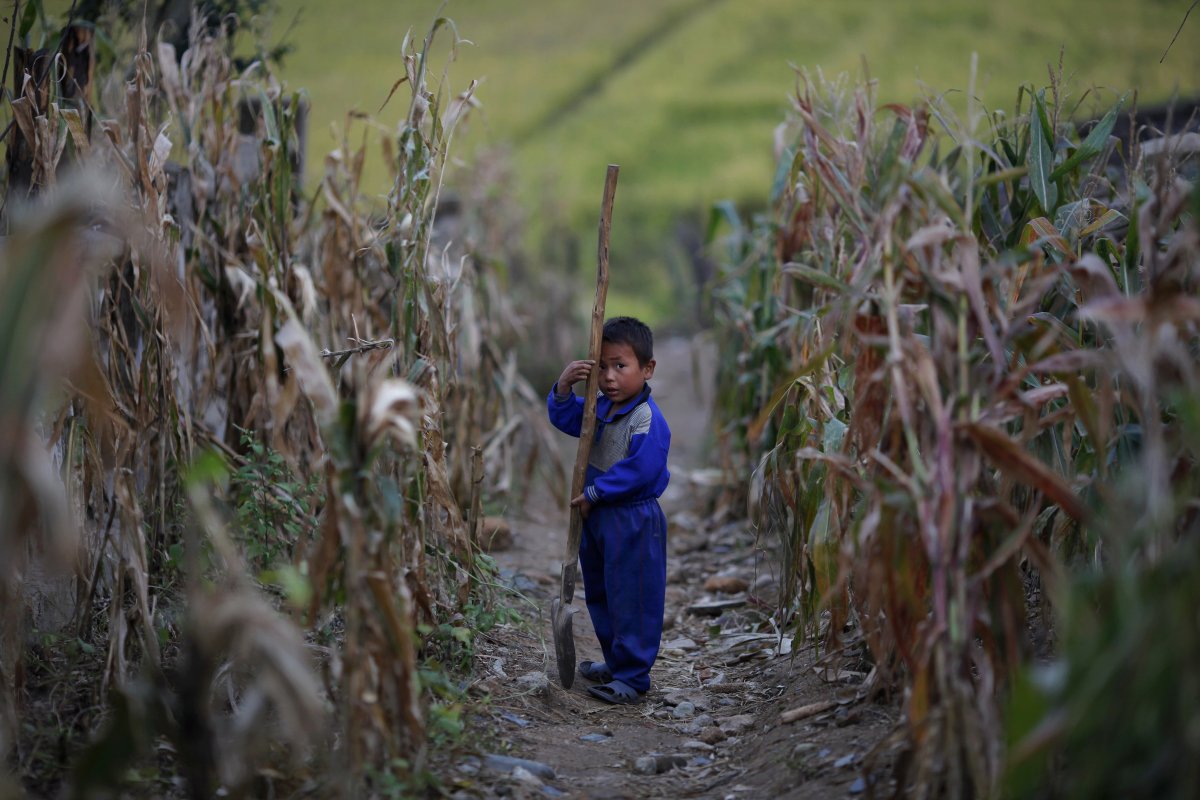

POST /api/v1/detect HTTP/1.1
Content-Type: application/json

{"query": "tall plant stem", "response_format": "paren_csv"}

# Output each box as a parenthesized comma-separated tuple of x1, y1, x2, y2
(1, 0, 18, 103)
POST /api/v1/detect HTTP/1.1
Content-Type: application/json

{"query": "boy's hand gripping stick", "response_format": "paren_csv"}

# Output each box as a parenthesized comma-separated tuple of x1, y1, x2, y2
(552, 164, 618, 690)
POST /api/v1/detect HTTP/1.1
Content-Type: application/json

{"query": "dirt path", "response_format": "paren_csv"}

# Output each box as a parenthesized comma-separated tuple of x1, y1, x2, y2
(459, 337, 895, 799)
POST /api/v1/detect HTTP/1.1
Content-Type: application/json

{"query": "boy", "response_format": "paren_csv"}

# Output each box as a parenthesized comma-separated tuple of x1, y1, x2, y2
(547, 316, 671, 704)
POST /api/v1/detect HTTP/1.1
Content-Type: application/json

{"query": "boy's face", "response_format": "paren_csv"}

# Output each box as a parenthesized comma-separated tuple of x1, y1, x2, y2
(598, 341, 655, 406)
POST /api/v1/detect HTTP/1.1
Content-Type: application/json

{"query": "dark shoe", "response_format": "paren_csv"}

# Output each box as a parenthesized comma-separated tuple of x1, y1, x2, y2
(587, 679, 643, 705)
(578, 660, 613, 682)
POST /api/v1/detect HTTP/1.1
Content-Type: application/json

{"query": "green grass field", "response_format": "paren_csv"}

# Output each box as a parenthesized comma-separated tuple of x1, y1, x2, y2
(280, 0, 1196, 199)
(283, 1, 1200, 319)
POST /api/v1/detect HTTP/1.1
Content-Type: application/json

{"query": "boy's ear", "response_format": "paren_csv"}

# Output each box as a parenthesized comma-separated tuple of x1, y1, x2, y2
(642, 359, 656, 379)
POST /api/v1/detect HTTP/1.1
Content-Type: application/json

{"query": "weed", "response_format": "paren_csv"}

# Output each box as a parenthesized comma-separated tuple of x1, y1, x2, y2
(369, 757, 445, 798)
(229, 428, 320, 571)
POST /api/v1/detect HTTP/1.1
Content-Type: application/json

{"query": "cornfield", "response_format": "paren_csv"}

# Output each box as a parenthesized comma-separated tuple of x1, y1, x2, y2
(709, 66, 1200, 797)
(5, 3, 1200, 798)
(1, 8, 555, 797)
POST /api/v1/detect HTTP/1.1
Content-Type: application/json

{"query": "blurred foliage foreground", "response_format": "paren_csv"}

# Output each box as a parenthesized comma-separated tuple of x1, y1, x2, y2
(0, 11, 558, 798)
(709, 64, 1200, 798)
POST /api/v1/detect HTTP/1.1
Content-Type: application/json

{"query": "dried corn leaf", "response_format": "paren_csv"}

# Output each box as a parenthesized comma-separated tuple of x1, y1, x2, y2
(60, 108, 91, 157)
(276, 319, 338, 430)
(362, 380, 421, 451)
(963, 422, 1089, 521)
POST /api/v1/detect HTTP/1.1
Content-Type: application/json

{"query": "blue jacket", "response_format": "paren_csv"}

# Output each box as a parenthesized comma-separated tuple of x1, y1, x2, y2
(547, 384, 671, 505)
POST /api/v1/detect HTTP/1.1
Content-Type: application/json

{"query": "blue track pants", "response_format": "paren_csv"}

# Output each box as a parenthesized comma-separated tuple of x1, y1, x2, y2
(578, 498, 667, 694)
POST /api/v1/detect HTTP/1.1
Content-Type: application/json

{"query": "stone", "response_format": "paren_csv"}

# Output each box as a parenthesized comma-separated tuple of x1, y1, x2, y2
(835, 706, 862, 727)
(480, 516, 513, 551)
(482, 754, 556, 781)
(718, 714, 755, 735)
(516, 670, 550, 695)
(753, 573, 779, 591)
(703, 575, 749, 594)
(501, 569, 540, 594)
(669, 510, 702, 533)
(512, 766, 543, 785)
(633, 754, 687, 775)
(699, 726, 726, 745)
(661, 637, 699, 652)
(790, 742, 818, 759)
(580, 733, 611, 743)
(681, 740, 714, 751)
(686, 598, 745, 616)
(664, 690, 710, 710)
(672, 701, 696, 719)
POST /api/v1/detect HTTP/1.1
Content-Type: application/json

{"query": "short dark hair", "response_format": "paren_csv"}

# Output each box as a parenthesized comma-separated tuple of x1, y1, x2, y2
(603, 316, 654, 365)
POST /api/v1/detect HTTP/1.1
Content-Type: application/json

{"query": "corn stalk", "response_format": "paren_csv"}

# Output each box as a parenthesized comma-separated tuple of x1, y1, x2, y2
(710, 69, 1194, 797)
(2, 10, 528, 796)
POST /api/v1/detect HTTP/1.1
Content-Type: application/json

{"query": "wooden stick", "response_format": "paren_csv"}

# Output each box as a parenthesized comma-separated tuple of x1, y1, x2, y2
(560, 164, 619, 604)
(779, 699, 838, 725)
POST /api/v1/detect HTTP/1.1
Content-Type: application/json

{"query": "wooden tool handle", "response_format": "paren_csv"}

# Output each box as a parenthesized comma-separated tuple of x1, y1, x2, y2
(562, 164, 619, 595)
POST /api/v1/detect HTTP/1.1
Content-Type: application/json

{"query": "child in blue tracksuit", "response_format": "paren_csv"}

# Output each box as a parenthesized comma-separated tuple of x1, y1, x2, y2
(547, 316, 670, 704)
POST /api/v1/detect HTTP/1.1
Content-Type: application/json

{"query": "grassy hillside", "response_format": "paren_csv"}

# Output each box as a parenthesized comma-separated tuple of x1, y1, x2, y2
(281, 0, 1196, 198)
(282, 0, 1200, 319)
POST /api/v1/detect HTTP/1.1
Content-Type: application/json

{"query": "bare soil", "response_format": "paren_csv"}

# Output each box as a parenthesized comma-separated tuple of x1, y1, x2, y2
(457, 337, 898, 799)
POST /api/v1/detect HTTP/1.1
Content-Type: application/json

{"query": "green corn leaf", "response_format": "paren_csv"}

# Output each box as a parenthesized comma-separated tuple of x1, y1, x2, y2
(1066, 376, 1105, 475)
(821, 160, 867, 232)
(910, 172, 967, 231)
(977, 165, 1028, 188)
(19, 0, 40, 38)
(770, 146, 798, 206)
(1078, 208, 1124, 239)
(1049, 97, 1124, 181)
(1029, 93, 1058, 213)
(875, 115, 908, 183)
(257, 89, 280, 147)
(1003, 667, 1056, 798)
(822, 416, 847, 453)
(1123, 200, 1140, 277)
(1000, 134, 1020, 167)
(706, 200, 743, 243)
(1028, 311, 1082, 349)
(782, 262, 850, 293)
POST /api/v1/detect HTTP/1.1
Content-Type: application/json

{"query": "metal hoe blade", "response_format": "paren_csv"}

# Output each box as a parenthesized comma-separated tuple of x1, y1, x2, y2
(550, 594, 578, 689)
